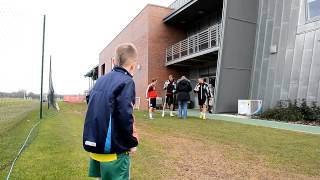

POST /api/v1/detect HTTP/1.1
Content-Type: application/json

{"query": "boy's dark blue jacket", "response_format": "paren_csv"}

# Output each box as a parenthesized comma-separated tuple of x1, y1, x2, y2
(83, 66, 138, 154)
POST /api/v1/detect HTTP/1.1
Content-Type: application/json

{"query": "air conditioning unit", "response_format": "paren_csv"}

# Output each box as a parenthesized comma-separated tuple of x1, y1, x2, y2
(238, 100, 262, 116)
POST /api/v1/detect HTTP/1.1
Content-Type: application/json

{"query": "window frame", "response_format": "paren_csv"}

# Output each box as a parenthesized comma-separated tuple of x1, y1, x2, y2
(306, 0, 320, 23)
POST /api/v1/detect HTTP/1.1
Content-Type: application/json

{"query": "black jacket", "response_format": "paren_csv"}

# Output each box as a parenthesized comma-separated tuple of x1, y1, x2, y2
(176, 78, 192, 101)
(83, 66, 138, 154)
(163, 80, 176, 96)
(194, 82, 210, 100)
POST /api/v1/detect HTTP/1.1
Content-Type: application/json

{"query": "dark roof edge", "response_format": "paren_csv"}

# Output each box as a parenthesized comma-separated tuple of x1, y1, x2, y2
(163, 0, 198, 23)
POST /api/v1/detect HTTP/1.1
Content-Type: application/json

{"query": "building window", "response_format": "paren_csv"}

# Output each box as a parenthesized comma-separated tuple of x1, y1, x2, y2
(307, 0, 320, 20)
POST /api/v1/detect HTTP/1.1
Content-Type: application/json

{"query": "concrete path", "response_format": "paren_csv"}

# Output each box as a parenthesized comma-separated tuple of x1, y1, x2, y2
(187, 110, 320, 135)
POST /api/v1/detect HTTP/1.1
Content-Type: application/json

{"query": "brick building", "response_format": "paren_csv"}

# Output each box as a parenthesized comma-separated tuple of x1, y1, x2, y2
(99, 4, 186, 109)
(97, 0, 320, 112)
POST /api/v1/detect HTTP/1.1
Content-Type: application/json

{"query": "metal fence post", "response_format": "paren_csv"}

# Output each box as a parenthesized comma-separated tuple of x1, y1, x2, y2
(197, 34, 199, 52)
(179, 42, 181, 58)
(165, 48, 168, 62)
(171, 46, 174, 60)
(187, 37, 190, 56)
(208, 27, 211, 48)
(217, 24, 220, 46)
(40, 15, 46, 119)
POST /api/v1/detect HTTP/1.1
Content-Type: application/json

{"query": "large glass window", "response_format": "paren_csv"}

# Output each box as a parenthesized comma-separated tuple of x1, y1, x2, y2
(307, 0, 320, 20)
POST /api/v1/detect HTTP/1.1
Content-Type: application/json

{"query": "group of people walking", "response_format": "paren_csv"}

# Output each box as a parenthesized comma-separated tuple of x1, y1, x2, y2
(146, 74, 214, 120)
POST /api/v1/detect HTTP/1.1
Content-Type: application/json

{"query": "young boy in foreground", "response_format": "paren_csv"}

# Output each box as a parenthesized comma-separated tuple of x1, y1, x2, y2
(83, 43, 139, 180)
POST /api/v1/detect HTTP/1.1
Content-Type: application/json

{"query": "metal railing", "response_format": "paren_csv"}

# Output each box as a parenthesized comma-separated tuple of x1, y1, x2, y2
(169, 0, 193, 10)
(166, 23, 222, 63)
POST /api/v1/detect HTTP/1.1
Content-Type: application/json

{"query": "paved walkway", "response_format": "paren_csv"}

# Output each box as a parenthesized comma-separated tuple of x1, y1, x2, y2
(187, 110, 320, 135)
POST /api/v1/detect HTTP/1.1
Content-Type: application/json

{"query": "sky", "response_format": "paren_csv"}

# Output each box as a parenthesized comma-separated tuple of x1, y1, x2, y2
(0, 0, 173, 95)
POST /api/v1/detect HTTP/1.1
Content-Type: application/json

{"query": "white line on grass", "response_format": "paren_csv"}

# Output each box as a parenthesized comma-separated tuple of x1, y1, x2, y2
(6, 120, 41, 180)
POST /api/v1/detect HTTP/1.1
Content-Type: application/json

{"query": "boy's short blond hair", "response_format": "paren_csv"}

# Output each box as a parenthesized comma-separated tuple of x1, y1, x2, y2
(115, 43, 138, 66)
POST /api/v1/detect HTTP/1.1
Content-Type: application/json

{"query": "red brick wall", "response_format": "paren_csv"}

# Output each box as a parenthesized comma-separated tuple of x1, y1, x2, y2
(99, 6, 149, 107)
(98, 4, 186, 109)
(147, 5, 186, 98)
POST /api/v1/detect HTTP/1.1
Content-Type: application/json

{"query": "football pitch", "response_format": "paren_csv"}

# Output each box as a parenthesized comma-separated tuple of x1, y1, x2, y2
(0, 102, 319, 179)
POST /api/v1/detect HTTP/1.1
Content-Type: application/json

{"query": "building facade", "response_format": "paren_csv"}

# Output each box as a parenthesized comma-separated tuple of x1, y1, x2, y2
(250, 0, 320, 109)
(99, 5, 186, 109)
(98, 0, 320, 112)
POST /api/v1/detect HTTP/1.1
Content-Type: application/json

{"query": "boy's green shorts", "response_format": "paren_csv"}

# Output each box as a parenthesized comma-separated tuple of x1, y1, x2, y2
(88, 153, 130, 180)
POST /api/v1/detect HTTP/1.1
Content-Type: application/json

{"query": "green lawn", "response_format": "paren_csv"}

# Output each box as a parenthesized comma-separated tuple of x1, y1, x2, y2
(0, 98, 38, 135)
(2, 102, 320, 179)
(0, 98, 38, 178)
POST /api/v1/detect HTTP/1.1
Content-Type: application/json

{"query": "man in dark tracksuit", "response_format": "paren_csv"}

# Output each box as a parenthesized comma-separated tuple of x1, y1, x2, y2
(194, 78, 210, 119)
(163, 75, 176, 117)
(83, 43, 138, 180)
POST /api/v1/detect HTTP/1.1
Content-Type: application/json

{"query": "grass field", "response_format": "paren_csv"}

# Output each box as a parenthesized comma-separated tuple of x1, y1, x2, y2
(1, 102, 320, 179)
(0, 98, 38, 178)
(0, 98, 38, 135)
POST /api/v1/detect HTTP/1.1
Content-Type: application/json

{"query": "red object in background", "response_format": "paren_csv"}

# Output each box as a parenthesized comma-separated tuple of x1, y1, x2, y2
(63, 95, 86, 103)
(146, 83, 158, 98)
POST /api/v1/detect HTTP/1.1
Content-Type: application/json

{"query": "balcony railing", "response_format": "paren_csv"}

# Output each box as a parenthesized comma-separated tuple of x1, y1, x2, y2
(166, 23, 222, 63)
(169, 0, 192, 10)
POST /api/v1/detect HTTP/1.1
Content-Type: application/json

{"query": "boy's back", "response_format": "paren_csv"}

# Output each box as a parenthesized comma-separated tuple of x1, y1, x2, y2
(82, 43, 139, 180)
(83, 66, 138, 154)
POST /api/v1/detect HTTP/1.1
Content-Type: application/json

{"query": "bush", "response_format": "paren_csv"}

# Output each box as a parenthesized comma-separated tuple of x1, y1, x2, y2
(258, 99, 320, 123)
(310, 102, 320, 123)
(259, 106, 304, 122)
(299, 99, 314, 122)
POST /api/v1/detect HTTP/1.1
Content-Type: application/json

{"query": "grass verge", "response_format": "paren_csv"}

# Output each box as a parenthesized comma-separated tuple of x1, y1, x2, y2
(5, 103, 320, 179)
(0, 99, 39, 179)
